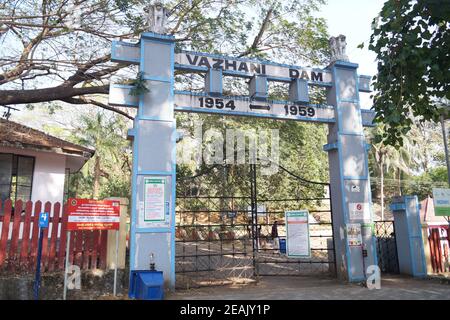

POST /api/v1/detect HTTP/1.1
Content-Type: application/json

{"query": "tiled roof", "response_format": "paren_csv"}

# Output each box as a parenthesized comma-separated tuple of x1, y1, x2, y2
(0, 118, 94, 157)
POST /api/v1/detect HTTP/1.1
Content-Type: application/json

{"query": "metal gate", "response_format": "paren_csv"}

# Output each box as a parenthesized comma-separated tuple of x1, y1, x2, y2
(175, 164, 335, 289)
(374, 221, 399, 274)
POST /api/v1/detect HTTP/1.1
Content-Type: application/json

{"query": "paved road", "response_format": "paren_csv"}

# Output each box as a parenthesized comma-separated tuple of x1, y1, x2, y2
(167, 275, 450, 300)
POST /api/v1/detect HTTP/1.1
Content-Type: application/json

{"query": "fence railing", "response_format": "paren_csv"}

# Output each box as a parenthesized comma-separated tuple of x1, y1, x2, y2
(0, 199, 108, 273)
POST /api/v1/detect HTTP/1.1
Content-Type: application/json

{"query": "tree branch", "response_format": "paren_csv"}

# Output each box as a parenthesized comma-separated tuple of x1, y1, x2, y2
(62, 96, 134, 120)
(0, 84, 109, 105)
(65, 54, 112, 86)
(238, 7, 274, 58)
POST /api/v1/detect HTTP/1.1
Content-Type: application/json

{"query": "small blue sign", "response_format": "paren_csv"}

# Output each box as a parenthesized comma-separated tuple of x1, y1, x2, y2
(165, 201, 170, 216)
(227, 211, 237, 219)
(39, 212, 49, 228)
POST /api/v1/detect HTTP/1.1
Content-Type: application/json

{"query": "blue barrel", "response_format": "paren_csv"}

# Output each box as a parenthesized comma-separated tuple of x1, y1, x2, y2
(279, 237, 286, 254)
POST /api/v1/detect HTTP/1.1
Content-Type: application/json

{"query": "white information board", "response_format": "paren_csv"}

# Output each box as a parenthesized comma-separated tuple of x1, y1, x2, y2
(144, 177, 166, 222)
(285, 210, 310, 257)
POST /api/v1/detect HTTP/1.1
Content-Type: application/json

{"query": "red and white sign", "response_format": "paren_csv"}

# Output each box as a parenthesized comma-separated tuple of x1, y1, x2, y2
(67, 198, 120, 231)
(349, 202, 370, 221)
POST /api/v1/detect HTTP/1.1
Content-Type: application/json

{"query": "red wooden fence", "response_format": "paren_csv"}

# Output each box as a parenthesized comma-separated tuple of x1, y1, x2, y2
(428, 226, 450, 274)
(0, 199, 108, 273)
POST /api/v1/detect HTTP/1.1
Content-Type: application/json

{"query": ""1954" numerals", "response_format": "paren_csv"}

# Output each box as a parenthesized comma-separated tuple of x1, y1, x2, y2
(199, 97, 236, 110)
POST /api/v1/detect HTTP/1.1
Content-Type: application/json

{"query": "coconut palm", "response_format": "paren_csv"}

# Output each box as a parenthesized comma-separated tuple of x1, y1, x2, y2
(71, 111, 130, 199)
(368, 125, 417, 220)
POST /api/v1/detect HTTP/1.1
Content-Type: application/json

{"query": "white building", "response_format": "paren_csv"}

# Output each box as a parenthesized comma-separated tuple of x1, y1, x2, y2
(0, 118, 94, 204)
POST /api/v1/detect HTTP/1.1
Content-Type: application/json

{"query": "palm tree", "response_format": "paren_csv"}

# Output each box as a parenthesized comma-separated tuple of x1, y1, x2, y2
(72, 111, 129, 199)
(368, 125, 417, 220)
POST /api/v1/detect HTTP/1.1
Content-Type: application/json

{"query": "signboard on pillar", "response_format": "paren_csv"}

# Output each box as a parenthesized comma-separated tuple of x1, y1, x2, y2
(137, 176, 171, 229)
(346, 223, 362, 247)
(348, 202, 370, 222)
(432, 188, 450, 216)
(144, 178, 166, 222)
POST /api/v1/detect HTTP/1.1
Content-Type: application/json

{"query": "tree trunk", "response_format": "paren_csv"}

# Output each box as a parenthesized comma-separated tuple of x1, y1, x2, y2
(93, 155, 101, 200)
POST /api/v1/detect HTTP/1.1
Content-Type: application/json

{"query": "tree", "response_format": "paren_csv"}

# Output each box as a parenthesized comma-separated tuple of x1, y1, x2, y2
(69, 110, 131, 199)
(0, 0, 329, 118)
(368, 124, 417, 220)
(369, 0, 450, 147)
(403, 166, 448, 200)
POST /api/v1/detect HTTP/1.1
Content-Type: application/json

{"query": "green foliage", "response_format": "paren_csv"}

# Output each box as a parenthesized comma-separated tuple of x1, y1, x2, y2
(129, 72, 149, 96)
(402, 166, 448, 200)
(369, 0, 450, 147)
(99, 173, 131, 199)
(68, 111, 132, 200)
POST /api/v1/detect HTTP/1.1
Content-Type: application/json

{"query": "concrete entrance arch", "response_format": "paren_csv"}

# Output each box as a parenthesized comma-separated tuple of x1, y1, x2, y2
(109, 20, 377, 291)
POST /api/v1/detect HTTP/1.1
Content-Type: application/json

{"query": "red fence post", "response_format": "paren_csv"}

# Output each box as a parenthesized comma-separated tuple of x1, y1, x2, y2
(8, 200, 22, 271)
(429, 228, 436, 273)
(433, 229, 443, 273)
(19, 201, 33, 270)
(48, 202, 61, 272)
(0, 200, 12, 268)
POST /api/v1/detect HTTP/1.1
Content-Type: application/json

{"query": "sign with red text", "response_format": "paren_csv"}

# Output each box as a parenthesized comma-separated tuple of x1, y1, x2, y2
(67, 198, 120, 231)
(349, 202, 370, 221)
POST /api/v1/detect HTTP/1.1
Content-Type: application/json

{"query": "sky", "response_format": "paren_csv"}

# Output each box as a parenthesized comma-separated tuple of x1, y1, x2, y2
(316, 0, 386, 108)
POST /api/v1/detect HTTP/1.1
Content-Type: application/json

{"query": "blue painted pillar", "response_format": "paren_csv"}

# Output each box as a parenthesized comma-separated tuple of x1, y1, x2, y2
(324, 60, 377, 282)
(128, 32, 176, 292)
(390, 196, 427, 277)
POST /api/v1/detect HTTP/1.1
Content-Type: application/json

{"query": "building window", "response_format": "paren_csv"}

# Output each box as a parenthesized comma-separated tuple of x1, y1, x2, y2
(0, 153, 35, 202)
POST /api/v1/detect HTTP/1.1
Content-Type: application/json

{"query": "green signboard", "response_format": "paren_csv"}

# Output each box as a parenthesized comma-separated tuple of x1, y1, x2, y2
(432, 188, 450, 216)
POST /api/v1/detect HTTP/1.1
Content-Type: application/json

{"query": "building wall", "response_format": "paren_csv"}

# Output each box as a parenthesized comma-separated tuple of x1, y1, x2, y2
(0, 146, 66, 204)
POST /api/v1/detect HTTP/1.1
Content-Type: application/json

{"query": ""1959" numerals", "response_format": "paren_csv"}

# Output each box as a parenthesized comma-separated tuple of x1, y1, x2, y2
(284, 105, 315, 117)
